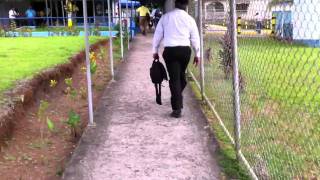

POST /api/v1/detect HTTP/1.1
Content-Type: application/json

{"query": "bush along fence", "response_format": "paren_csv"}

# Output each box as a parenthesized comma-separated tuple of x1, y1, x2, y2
(189, 0, 320, 179)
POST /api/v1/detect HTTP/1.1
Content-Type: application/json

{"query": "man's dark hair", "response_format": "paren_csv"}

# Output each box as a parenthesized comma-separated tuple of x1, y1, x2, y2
(175, 0, 189, 10)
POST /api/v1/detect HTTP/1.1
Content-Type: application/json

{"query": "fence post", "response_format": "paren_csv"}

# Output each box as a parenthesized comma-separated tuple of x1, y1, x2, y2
(61, 0, 66, 26)
(107, 0, 115, 80)
(229, 0, 241, 160)
(119, 0, 124, 59)
(131, 1, 134, 39)
(93, 0, 96, 24)
(102, 0, 106, 24)
(126, 1, 130, 50)
(82, 0, 94, 125)
(197, 0, 205, 100)
(45, 0, 49, 26)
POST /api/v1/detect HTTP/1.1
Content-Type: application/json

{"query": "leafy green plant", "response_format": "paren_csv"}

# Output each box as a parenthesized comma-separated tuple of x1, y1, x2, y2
(98, 48, 106, 61)
(92, 23, 101, 36)
(64, 77, 77, 99)
(66, 110, 81, 137)
(65, 77, 72, 87)
(113, 23, 120, 37)
(218, 24, 245, 91)
(90, 52, 98, 75)
(37, 100, 56, 146)
(0, 26, 6, 37)
(79, 87, 87, 100)
(46, 118, 55, 132)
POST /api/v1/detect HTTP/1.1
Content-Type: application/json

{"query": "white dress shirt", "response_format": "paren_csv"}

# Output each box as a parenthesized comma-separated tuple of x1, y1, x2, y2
(152, 8, 201, 57)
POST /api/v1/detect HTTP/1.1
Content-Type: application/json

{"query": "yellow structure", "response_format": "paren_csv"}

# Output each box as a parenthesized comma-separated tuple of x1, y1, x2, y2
(237, 17, 241, 34)
(271, 16, 276, 35)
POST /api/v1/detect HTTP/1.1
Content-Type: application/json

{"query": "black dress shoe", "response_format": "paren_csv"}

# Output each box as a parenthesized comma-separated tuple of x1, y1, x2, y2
(171, 109, 182, 118)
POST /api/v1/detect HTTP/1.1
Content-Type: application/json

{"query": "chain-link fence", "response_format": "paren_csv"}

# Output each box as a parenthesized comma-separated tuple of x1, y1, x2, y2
(189, 0, 320, 179)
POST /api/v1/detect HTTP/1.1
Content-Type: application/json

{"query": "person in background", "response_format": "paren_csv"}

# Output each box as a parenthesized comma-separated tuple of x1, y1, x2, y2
(39, 10, 46, 26)
(255, 12, 262, 34)
(152, 0, 200, 118)
(152, 7, 162, 28)
(25, 6, 36, 26)
(9, 7, 18, 30)
(136, 3, 150, 35)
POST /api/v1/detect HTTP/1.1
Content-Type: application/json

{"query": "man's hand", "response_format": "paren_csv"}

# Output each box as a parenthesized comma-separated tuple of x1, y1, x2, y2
(153, 53, 159, 60)
(193, 57, 200, 67)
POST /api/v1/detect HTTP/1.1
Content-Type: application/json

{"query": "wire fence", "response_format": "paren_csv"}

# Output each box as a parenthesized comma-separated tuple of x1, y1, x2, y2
(0, 16, 135, 39)
(189, 0, 320, 179)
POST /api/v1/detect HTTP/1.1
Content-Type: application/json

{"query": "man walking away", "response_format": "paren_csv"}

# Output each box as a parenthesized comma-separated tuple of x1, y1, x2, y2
(25, 6, 36, 26)
(136, 4, 150, 35)
(152, 0, 200, 118)
(9, 8, 18, 30)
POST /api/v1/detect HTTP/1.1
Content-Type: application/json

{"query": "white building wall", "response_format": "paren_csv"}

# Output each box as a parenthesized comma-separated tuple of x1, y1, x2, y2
(292, 0, 320, 40)
(243, 0, 272, 20)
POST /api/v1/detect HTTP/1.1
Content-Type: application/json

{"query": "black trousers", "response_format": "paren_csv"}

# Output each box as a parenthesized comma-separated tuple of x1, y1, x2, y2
(163, 46, 191, 110)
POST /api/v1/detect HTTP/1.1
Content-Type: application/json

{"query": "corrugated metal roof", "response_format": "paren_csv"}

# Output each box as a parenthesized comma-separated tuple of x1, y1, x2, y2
(204, 0, 250, 4)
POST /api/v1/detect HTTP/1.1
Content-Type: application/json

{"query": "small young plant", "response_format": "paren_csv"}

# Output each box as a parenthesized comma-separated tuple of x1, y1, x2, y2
(50, 79, 58, 88)
(37, 100, 56, 147)
(46, 118, 55, 132)
(65, 78, 73, 87)
(81, 66, 87, 74)
(99, 48, 106, 61)
(218, 23, 245, 91)
(64, 77, 77, 99)
(90, 52, 98, 75)
(37, 100, 49, 144)
(79, 87, 87, 100)
(66, 110, 81, 138)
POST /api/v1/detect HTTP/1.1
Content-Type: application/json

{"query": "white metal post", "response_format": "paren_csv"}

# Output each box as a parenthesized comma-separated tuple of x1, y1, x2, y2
(119, 0, 124, 59)
(61, 0, 66, 26)
(82, 0, 94, 125)
(93, 0, 96, 24)
(112, 1, 115, 24)
(229, 0, 241, 162)
(108, 0, 115, 80)
(102, 0, 106, 23)
(131, 0, 133, 38)
(50, 0, 53, 25)
(45, 0, 49, 26)
(198, 0, 205, 100)
(126, 0, 130, 49)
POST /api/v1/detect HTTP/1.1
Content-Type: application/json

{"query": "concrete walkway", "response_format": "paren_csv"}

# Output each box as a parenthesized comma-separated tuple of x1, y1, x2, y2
(62, 35, 221, 180)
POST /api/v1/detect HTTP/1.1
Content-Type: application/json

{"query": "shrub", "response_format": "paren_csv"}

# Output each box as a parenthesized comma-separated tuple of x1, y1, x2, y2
(218, 23, 245, 91)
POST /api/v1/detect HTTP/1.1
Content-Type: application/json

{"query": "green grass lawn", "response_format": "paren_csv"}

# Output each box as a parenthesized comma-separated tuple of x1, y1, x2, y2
(193, 35, 320, 179)
(0, 37, 102, 92)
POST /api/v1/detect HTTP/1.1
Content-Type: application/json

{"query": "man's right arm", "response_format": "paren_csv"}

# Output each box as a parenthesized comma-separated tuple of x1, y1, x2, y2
(190, 19, 200, 58)
(152, 17, 164, 59)
(190, 18, 201, 66)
